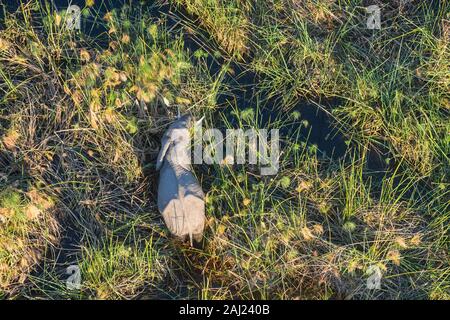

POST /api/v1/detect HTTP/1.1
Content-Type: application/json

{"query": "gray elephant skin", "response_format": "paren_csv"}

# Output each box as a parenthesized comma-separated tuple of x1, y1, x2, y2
(156, 115, 205, 245)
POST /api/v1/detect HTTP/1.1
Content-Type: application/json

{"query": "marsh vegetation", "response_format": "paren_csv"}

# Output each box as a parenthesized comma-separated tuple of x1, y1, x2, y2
(0, 0, 448, 299)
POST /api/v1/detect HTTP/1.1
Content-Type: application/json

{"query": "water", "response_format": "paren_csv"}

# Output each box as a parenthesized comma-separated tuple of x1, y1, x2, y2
(2, 1, 380, 299)
(1, 1, 348, 161)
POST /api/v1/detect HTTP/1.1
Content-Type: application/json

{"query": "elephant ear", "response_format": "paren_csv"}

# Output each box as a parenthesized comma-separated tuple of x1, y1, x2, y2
(156, 130, 172, 171)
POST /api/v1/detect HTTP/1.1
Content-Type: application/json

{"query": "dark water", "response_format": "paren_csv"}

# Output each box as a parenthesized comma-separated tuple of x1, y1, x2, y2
(1, 0, 348, 160)
(1, 1, 386, 299)
(167, 7, 348, 159)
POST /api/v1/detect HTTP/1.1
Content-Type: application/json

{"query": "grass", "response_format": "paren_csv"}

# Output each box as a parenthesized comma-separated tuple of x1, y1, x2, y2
(171, 0, 251, 59)
(0, 0, 449, 299)
(0, 187, 59, 297)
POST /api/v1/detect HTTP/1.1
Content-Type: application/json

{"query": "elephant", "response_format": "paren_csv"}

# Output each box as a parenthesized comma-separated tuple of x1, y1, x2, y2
(156, 115, 205, 245)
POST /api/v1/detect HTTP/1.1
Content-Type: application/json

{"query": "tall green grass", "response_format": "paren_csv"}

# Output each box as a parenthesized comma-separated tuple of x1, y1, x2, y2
(0, 0, 448, 300)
